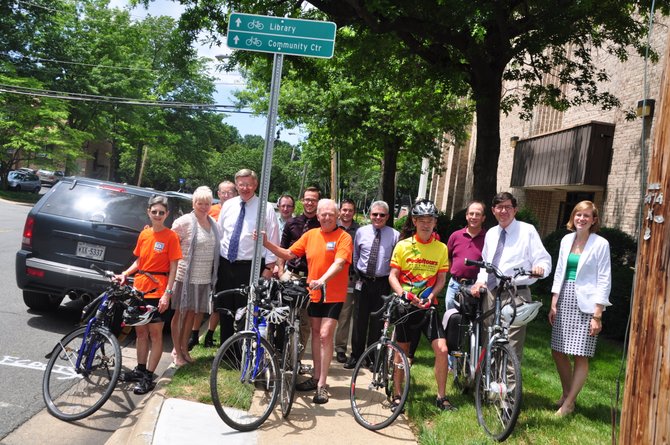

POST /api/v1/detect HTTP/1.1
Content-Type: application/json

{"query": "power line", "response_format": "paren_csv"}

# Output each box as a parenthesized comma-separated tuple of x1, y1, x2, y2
(16, 0, 59, 13)
(0, 83, 258, 113)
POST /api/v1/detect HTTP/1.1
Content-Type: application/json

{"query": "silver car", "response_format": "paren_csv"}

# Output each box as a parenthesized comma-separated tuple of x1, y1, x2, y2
(8, 170, 41, 193)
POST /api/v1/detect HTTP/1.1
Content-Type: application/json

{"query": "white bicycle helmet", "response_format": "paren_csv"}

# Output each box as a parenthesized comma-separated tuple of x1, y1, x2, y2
(411, 199, 439, 218)
(265, 305, 290, 324)
(501, 301, 542, 327)
(123, 304, 157, 326)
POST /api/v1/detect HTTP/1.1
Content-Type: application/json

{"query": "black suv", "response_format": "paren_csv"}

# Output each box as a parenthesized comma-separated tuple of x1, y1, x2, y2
(16, 177, 192, 311)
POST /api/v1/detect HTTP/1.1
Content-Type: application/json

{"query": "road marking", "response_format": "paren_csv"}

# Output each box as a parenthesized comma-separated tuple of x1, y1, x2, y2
(0, 355, 80, 379)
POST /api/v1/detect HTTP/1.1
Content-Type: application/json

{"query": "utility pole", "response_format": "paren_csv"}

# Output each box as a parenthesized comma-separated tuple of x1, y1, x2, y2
(619, 28, 670, 444)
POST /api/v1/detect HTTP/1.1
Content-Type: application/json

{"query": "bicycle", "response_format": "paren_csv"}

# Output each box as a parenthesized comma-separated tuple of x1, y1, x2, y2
(448, 258, 541, 442)
(350, 292, 430, 430)
(42, 265, 154, 421)
(209, 277, 295, 431)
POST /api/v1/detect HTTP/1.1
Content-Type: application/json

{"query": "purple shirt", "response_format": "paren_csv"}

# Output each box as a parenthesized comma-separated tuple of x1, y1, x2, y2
(446, 226, 486, 279)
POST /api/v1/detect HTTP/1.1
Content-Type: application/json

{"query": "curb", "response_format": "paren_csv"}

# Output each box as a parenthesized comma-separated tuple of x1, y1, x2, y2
(105, 365, 178, 445)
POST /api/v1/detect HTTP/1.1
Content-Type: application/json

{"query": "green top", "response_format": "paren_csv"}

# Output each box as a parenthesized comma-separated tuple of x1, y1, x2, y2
(566, 253, 580, 281)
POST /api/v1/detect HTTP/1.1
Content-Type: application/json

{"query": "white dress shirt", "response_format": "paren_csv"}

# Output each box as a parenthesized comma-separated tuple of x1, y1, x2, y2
(476, 219, 552, 286)
(217, 195, 279, 262)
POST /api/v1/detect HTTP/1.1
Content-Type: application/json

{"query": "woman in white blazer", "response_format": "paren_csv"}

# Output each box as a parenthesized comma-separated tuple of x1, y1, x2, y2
(548, 201, 611, 417)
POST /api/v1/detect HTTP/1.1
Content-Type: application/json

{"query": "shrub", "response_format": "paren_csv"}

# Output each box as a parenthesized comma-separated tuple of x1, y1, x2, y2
(539, 227, 636, 341)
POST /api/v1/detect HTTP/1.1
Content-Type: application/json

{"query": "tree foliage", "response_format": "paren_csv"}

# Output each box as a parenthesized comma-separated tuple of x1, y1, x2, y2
(162, 0, 669, 203)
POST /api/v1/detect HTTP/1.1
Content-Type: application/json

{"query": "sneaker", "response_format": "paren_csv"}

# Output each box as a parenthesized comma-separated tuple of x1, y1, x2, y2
(435, 396, 457, 411)
(298, 362, 312, 375)
(313, 386, 329, 404)
(295, 377, 318, 392)
(391, 395, 405, 414)
(119, 366, 145, 383)
(336, 351, 347, 364)
(133, 373, 156, 395)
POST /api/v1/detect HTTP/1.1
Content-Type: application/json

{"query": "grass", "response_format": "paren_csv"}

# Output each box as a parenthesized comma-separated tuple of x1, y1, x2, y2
(166, 307, 626, 445)
(0, 189, 42, 204)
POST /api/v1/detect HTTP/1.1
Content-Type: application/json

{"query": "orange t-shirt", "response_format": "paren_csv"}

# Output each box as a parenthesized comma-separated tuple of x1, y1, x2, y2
(132, 227, 182, 298)
(208, 204, 222, 221)
(289, 227, 352, 303)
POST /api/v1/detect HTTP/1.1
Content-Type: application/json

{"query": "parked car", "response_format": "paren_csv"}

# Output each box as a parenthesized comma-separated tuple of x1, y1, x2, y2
(15, 177, 192, 311)
(37, 169, 65, 186)
(7, 170, 41, 193)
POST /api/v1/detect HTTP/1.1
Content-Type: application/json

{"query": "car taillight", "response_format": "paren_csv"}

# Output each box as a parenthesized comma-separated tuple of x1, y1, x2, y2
(22, 216, 34, 247)
(26, 267, 45, 278)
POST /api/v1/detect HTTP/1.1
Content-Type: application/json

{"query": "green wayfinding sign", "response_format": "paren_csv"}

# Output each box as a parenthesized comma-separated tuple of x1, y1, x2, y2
(227, 12, 336, 58)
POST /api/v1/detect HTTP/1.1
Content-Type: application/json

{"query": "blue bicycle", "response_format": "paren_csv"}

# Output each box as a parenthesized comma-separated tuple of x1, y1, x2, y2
(42, 265, 154, 421)
(209, 278, 293, 431)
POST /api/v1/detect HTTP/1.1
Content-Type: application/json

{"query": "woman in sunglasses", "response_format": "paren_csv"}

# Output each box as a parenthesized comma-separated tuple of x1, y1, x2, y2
(115, 195, 182, 395)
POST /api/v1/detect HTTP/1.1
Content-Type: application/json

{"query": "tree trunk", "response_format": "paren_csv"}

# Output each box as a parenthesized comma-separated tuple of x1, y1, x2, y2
(471, 73, 503, 203)
(132, 142, 143, 185)
(619, 29, 670, 444)
(381, 141, 399, 226)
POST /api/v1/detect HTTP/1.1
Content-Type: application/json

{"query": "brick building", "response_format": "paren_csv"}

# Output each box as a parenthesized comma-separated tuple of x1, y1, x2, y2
(431, 17, 668, 238)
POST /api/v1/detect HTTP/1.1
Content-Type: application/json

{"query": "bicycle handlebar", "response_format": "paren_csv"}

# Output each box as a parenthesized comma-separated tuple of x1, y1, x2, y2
(463, 258, 541, 282)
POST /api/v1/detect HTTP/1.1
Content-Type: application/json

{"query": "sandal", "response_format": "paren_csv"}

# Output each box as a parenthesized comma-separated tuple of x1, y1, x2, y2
(391, 395, 405, 413)
(435, 396, 457, 411)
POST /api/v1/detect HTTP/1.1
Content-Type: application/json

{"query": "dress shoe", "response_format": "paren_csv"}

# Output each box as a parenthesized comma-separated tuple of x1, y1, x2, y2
(343, 357, 358, 369)
(336, 351, 347, 363)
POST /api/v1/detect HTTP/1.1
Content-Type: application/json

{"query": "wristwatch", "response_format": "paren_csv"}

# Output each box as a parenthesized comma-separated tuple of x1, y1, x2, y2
(166, 288, 173, 295)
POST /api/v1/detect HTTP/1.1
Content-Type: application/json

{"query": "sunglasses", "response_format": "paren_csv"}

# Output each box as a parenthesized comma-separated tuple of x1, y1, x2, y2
(150, 210, 166, 216)
(371, 212, 387, 217)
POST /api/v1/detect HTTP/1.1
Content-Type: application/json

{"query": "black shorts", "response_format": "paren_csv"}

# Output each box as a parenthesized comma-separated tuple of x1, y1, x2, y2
(394, 306, 445, 344)
(307, 301, 343, 320)
(144, 298, 170, 323)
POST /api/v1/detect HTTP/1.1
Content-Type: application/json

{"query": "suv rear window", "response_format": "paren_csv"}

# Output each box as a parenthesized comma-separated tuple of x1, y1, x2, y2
(39, 183, 151, 230)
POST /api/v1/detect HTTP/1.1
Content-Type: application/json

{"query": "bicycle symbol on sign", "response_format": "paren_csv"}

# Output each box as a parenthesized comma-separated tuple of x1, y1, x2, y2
(248, 20, 264, 30)
(245, 37, 263, 47)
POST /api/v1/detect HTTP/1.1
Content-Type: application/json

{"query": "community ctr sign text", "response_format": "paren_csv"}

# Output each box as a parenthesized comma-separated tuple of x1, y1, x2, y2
(226, 12, 336, 58)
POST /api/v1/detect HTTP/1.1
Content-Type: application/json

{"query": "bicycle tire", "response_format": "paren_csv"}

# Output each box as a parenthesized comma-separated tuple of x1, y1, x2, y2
(350, 340, 410, 430)
(210, 331, 280, 431)
(474, 342, 522, 441)
(279, 323, 299, 418)
(43, 326, 121, 421)
(453, 326, 475, 394)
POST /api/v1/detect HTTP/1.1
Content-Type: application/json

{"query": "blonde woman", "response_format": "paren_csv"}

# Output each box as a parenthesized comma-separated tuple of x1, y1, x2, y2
(170, 186, 221, 366)
(548, 201, 612, 416)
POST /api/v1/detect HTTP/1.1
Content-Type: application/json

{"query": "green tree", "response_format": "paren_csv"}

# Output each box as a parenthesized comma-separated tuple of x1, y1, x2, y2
(160, 0, 669, 202)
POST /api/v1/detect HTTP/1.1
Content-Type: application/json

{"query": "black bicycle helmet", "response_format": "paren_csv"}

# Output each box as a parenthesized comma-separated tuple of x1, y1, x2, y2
(123, 304, 157, 326)
(411, 199, 438, 218)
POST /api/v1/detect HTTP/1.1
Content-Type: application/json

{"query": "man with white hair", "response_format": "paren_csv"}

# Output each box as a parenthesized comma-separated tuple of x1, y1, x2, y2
(263, 199, 353, 404)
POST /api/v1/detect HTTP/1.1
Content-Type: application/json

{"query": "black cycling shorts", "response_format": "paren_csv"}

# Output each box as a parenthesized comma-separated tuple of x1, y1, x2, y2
(307, 301, 343, 320)
(144, 298, 170, 323)
(394, 306, 445, 344)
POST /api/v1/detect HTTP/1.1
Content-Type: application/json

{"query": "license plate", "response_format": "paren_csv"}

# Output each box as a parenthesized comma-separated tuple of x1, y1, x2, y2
(76, 242, 106, 261)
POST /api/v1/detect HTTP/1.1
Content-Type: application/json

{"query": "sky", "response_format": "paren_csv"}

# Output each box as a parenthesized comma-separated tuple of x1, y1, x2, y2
(107, 0, 301, 145)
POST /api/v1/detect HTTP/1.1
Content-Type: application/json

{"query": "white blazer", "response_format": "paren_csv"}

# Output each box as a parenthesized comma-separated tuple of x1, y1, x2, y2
(551, 232, 612, 314)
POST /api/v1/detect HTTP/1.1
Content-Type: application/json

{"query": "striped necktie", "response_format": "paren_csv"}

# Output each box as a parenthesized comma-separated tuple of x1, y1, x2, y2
(366, 228, 381, 277)
(487, 229, 506, 289)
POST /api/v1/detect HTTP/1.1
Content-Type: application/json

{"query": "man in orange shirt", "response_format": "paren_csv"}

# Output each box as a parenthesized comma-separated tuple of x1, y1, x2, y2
(208, 180, 237, 221)
(262, 199, 352, 404)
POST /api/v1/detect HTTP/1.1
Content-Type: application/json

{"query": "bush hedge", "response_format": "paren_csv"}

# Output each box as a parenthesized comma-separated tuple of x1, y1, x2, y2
(537, 227, 636, 341)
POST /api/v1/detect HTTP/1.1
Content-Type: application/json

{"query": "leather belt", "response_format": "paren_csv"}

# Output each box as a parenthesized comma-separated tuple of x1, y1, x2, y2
(452, 277, 475, 285)
(516, 285, 529, 290)
(358, 271, 389, 282)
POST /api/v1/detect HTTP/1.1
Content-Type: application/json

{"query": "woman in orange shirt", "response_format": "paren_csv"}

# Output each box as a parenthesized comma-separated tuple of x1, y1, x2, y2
(116, 196, 182, 395)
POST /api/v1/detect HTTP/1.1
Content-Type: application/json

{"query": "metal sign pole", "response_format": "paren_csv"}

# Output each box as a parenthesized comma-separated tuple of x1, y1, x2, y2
(246, 53, 284, 327)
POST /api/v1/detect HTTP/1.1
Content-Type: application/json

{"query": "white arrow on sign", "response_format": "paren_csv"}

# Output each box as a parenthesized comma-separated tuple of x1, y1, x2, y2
(234, 35, 239, 44)
(235, 18, 241, 27)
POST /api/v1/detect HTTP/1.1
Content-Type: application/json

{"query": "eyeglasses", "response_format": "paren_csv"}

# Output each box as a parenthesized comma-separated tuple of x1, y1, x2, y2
(494, 205, 515, 212)
(303, 198, 317, 203)
(220, 191, 236, 196)
(371, 212, 387, 217)
(150, 210, 166, 216)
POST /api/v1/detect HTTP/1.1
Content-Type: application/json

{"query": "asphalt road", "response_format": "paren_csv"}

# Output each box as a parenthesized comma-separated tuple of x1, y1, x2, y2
(0, 198, 171, 444)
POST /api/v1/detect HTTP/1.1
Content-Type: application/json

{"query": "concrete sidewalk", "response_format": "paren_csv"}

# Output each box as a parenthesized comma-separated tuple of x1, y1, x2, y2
(106, 355, 417, 445)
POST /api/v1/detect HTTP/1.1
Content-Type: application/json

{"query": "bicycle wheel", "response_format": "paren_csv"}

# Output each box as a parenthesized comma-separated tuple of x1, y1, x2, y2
(210, 332, 280, 431)
(474, 342, 522, 441)
(350, 340, 410, 430)
(279, 323, 299, 418)
(453, 327, 475, 393)
(43, 326, 121, 421)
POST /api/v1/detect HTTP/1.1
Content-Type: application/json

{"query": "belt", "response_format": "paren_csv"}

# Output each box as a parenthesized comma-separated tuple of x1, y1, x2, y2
(358, 271, 389, 282)
(223, 258, 252, 265)
(138, 270, 168, 276)
(287, 266, 307, 275)
(452, 277, 475, 285)
(516, 285, 529, 290)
